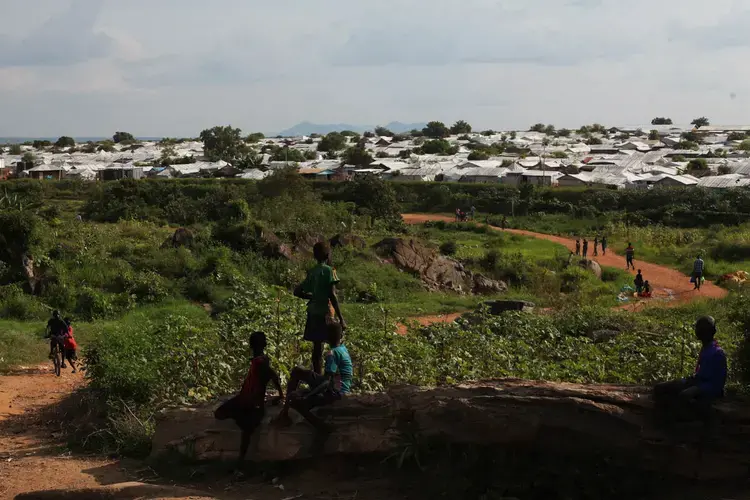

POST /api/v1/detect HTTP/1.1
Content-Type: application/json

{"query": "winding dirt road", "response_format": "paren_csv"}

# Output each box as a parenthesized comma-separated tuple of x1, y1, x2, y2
(402, 213, 728, 329)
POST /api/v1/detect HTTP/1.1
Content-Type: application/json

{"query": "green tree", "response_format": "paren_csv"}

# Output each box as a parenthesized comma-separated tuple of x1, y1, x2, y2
(550, 151, 568, 158)
(718, 165, 732, 175)
(648, 129, 660, 140)
(728, 132, 746, 141)
(691, 117, 710, 129)
(422, 121, 450, 139)
(32, 140, 52, 149)
(98, 141, 116, 153)
(363, 131, 375, 138)
(200, 125, 246, 162)
(246, 132, 265, 143)
(467, 150, 490, 161)
(374, 126, 394, 137)
(9, 144, 23, 155)
(481, 130, 495, 136)
(271, 146, 306, 162)
(651, 117, 673, 125)
(317, 132, 347, 152)
(590, 123, 606, 134)
(529, 123, 545, 132)
(686, 158, 709, 176)
(21, 152, 36, 165)
(419, 139, 458, 155)
(160, 144, 177, 165)
(681, 130, 702, 143)
(113, 131, 136, 143)
(738, 139, 750, 152)
(409, 129, 424, 137)
(343, 174, 401, 224)
(343, 146, 374, 166)
(398, 149, 413, 160)
(677, 141, 700, 150)
(55, 136, 75, 148)
(586, 137, 603, 145)
(450, 120, 472, 134)
(544, 124, 556, 136)
(340, 130, 359, 137)
(509, 131, 517, 140)
(557, 128, 571, 137)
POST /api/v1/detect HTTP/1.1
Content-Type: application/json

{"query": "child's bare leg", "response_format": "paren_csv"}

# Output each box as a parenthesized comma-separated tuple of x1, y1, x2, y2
(292, 401, 333, 433)
(312, 341, 323, 375)
(239, 429, 251, 463)
(277, 367, 309, 423)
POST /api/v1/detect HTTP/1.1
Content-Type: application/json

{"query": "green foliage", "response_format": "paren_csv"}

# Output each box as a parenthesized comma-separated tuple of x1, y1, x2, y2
(343, 145, 374, 166)
(467, 151, 489, 161)
(343, 175, 402, 226)
(374, 126, 394, 137)
(544, 124, 556, 136)
(439, 241, 458, 256)
(422, 121, 450, 139)
(651, 117, 673, 125)
(587, 137, 603, 145)
(728, 131, 747, 141)
(246, 132, 265, 143)
(450, 120, 472, 134)
(691, 117, 710, 129)
(55, 136, 75, 148)
(113, 131, 136, 144)
(738, 139, 750, 152)
(317, 132, 347, 152)
(686, 158, 709, 176)
(418, 139, 458, 156)
(22, 152, 35, 164)
(9, 144, 23, 155)
(681, 130, 702, 143)
(549, 151, 568, 159)
(199, 125, 245, 162)
(648, 129, 660, 140)
(557, 128, 571, 137)
(32, 140, 52, 149)
(529, 123, 545, 132)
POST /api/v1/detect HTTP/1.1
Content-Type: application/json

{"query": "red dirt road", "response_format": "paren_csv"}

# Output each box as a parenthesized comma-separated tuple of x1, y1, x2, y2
(402, 213, 727, 326)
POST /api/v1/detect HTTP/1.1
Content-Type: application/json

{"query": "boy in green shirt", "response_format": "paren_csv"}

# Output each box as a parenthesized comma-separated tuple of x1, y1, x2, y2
(294, 242, 346, 374)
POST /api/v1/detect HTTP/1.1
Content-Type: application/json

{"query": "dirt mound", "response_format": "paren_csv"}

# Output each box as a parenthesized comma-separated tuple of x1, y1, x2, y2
(373, 238, 507, 294)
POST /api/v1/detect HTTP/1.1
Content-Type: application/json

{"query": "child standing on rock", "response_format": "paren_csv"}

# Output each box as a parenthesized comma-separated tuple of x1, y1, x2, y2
(295, 242, 346, 374)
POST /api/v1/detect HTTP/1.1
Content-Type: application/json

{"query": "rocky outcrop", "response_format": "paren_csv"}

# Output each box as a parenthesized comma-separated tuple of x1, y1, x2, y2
(330, 233, 367, 250)
(578, 259, 602, 279)
(255, 225, 293, 260)
(373, 238, 506, 294)
(150, 380, 750, 481)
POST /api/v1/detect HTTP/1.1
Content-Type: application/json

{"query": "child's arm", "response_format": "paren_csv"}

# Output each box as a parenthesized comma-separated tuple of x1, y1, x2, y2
(294, 283, 312, 300)
(305, 378, 330, 399)
(269, 366, 284, 401)
(329, 288, 346, 329)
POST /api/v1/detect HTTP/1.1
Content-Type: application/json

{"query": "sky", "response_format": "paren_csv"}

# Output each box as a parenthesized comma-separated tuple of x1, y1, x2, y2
(1, 0, 750, 137)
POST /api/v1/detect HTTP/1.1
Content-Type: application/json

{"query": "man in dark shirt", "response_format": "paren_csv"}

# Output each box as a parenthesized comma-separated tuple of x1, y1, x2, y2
(46, 311, 69, 366)
(653, 316, 727, 426)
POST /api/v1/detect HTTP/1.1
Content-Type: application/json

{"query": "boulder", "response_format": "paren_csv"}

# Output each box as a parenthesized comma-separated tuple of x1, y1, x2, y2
(255, 225, 293, 260)
(330, 233, 367, 250)
(373, 238, 505, 294)
(483, 300, 535, 315)
(473, 274, 509, 294)
(170, 227, 194, 248)
(578, 259, 602, 279)
(150, 380, 750, 481)
(290, 232, 325, 255)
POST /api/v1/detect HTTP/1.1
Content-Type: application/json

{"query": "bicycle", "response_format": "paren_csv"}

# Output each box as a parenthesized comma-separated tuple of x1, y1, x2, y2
(50, 338, 64, 377)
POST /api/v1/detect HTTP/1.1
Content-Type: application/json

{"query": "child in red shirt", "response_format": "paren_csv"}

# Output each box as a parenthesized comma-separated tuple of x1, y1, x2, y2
(63, 317, 78, 373)
(214, 331, 283, 465)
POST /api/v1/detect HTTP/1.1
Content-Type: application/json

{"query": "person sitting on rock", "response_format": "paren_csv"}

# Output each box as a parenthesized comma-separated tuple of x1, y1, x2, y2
(214, 331, 284, 465)
(295, 242, 346, 375)
(640, 280, 652, 298)
(275, 323, 353, 433)
(653, 316, 727, 426)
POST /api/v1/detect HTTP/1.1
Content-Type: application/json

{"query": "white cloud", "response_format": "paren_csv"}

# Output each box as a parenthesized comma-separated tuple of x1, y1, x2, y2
(1, 0, 750, 136)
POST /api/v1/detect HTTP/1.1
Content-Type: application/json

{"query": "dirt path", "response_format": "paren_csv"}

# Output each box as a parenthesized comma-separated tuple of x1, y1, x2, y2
(402, 213, 728, 329)
(0, 365, 130, 499)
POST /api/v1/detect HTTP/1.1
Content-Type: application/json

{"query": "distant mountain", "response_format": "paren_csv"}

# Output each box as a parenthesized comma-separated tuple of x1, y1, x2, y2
(276, 121, 427, 137)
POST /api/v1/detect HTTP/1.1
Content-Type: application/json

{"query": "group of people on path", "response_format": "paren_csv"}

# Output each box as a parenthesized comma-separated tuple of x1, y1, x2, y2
(455, 206, 477, 222)
(215, 241, 353, 464)
(575, 236, 608, 259)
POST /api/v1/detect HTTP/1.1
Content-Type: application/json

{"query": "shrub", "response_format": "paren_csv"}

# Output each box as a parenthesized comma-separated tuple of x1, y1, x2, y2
(0, 285, 48, 320)
(439, 241, 458, 256)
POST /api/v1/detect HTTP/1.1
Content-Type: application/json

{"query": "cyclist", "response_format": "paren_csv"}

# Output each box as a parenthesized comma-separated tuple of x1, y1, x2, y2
(46, 310, 69, 368)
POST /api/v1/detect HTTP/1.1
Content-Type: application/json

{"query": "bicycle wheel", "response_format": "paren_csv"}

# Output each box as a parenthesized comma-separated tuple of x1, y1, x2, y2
(53, 346, 61, 377)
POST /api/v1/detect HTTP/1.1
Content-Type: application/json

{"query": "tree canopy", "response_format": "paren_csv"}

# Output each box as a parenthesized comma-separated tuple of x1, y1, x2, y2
(450, 120, 472, 134)
(271, 146, 306, 163)
(422, 121, 450, 139)
(343, 146, 374, 167)
(199, 125, 246, 162)
(32, 140, 52, 149)
(418, 139, 458, 156)
(113, 131, 136, 143)
(648, 130, 660, 140)
(651, 117, 673, 125)
(374, 126, 394, 137)
(738, 139, 750, 152)
(529, 123, 545, 132)
(691, 117, 710, 129)
(8, 144, 23, 155)
(246, 132, 265, 143)
(55, 136, 75, 148)
(317, 132, 347, 152)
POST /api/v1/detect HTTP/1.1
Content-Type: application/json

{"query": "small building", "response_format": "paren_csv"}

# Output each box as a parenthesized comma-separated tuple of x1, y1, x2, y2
(99, 166, 144, 181)
(26, 164, 65, 180)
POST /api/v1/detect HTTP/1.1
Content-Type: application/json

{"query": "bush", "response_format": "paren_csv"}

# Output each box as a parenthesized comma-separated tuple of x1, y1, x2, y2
(439, 241, 458, 256)
(0, 285, 48, 320)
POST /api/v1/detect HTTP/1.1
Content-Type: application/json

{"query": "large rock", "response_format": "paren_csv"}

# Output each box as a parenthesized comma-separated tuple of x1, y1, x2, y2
(578, 259, 602, 279)
(150, 380, 750, 481)
(162, 227, 194, 249)
(330, 233, 367, 250)
(373, 238, 506, 294)
(255, 225, 293, 260)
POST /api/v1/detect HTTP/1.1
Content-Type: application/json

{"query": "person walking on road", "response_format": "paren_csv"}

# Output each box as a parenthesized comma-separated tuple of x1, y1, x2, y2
(575, 239, 581, 256)
(501, 216, 508, 231)
(625, 243, 635, 270)
(693, 255, 705, 290)
(593, 237, 599, 257)
(601, 236, 608, 256)
(582, 238, 589, 259)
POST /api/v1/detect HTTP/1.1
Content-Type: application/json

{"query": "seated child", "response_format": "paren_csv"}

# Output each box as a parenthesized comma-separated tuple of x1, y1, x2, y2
(275, 322, 352, 432)
(63, 317, 78, 373)
(653, 316, 726, 426)
(215, 331, 283, 464)
(639, 280, 652, 298)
